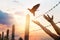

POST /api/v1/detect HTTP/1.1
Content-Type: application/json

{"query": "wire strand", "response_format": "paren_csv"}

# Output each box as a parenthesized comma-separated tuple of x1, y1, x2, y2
(36, 1, 60, 18)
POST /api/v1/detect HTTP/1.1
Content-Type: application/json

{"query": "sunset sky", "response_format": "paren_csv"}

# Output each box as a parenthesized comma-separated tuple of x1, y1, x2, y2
(0, 0, 60, 40)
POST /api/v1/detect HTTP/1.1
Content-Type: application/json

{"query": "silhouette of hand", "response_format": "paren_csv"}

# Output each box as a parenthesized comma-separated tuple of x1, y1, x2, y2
(32, 20, 40, 25)
(43, 14, 53, 22)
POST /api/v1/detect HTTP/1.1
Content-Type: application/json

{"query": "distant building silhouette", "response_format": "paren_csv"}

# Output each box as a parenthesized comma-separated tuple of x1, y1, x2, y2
(11, 25, 15, 40)
(4, 29, 9, 40)
(24, 14, 30, 40)
(0, 34, 1, 40)
(1, 32, 4, 40)
(19, 37, 23, 40)
(6, 29, 9, 40)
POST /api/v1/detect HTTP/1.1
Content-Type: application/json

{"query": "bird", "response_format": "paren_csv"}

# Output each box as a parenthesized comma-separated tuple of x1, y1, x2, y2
(28, 4, 40, 16)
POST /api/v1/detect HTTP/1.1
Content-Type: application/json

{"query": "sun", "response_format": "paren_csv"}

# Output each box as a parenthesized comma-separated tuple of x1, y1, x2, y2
(10, 9, 39, 33)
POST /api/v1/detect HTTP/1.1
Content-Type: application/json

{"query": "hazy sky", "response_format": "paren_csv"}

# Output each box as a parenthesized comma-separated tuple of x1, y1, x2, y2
(0, 0, 60, 40)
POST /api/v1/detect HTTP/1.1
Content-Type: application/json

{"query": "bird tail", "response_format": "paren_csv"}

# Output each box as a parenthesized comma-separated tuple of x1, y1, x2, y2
(28, 8, 35, 16)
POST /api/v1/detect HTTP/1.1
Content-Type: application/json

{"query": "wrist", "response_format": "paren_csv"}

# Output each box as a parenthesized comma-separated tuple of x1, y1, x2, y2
(50, 21, 54, 24)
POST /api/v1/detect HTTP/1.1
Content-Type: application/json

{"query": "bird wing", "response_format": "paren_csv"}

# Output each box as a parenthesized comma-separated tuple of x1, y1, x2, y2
(31, 4, 40, 11)
(28, 4, 40, 16)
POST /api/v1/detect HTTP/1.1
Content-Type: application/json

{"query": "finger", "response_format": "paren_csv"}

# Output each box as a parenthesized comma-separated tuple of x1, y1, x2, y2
(47, 14, 51, 19)
(52, 15, 53, 20)
(32, 20, 40, 25)
(43, 15, 49, 20)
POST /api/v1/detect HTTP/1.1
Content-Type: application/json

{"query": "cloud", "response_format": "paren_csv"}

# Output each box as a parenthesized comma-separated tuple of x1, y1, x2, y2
(15, 11, 25, 16)
(0, 10, 14, 25)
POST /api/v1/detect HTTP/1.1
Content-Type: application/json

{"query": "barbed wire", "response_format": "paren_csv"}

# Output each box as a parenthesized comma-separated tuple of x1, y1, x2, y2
(30, 21, 60, 32)
(36, 1, 60, 18)
(19, 21, 60, 34)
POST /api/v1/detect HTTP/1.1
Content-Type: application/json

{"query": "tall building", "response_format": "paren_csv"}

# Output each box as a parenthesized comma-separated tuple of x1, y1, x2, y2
(11, 25, 15, 40)
(4, 29, 9, 40)
(6, 29, 9, 40)
(24, 14, 30, 40)
(2, 32, 4, 40)
(18, 37, 23, 40)
(0, 34, 1, 40)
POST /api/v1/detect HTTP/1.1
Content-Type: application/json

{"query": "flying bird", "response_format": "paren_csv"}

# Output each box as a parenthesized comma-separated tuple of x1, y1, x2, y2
(28, 4, 40, 16)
